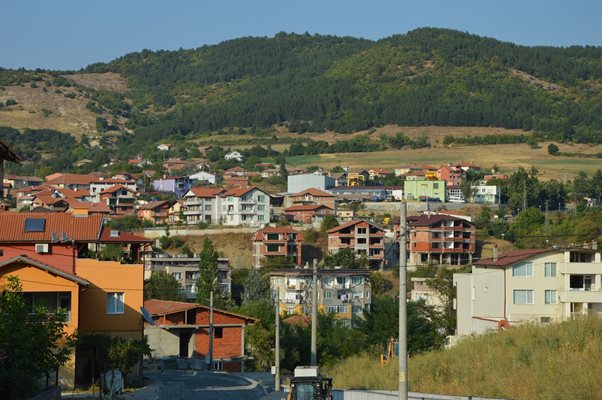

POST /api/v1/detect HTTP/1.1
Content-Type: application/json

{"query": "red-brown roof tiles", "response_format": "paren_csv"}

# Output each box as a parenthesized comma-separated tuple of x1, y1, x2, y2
(187, 188, 226, 198)
(474, 249, 553, 267)
(0, 212, 104, 242)
(291, 188, 335, 197)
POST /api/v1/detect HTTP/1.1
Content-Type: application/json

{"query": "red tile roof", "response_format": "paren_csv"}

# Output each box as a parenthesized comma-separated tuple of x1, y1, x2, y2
(100, 185, 137, 195)
(91, 178, 135, 185)
(409, 214, 474, 227)
(253, 226, 304, 241)
(291, 188, 335, 197)
(0, 212, 104, 242)
(138, 200, 175, 210)
(222, 186, 260, 197)
(327, 219, 383, 233)
(187, 188, 226, 198)
(98, 227, 151, 243)
(46, 174, 98, 186)
(33, 195, 69, 207)
(144, 299, 257, 323)
(474, 249, 553, 267)
(284, 204, 332, 212)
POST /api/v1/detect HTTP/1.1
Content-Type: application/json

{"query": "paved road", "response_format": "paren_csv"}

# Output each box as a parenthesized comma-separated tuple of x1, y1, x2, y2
(127, 369, 268, 400)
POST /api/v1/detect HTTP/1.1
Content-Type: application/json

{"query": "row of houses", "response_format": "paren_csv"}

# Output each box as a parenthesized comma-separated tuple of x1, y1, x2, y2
(251, 213, 477, 270)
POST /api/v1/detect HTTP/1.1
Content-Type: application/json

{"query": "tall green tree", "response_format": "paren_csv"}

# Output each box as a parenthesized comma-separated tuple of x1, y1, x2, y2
(242, 269, 270, 304)
(196, 238, 220, 306)
(144, 271, 185, 301)
(323, 248, 368, 269)
(0, 276, 74, 399)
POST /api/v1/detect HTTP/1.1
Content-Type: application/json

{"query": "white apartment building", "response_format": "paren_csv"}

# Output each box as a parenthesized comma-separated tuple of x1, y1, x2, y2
(454, 247, 602, 337)
(182, 188, 225, 225)
(269, 269, 371, 321)
(90, 179, 138, 202)
(221, 186, 271, 227)
(471, 180, 500, 204)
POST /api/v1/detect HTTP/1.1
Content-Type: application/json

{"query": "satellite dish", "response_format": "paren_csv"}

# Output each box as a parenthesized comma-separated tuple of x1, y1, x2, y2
(140, 306, 155, 326)
(61, 231, 69, 242)
(51, 231, 59, 242)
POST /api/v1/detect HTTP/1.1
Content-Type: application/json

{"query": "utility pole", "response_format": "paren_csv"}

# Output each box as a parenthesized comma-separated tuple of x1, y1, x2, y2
(275, 290, 281, 391)
(208, 288, 214, 371)
(399, 201, 408, 400)
(311, 258, 318, 366)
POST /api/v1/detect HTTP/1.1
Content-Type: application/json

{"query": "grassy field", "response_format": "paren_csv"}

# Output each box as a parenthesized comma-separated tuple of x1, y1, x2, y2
(325, 316, 602, 400)
(286, 142, 602, 181)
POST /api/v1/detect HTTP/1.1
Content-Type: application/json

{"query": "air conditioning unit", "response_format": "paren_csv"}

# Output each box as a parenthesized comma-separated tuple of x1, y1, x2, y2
(35, 243, 49, 253)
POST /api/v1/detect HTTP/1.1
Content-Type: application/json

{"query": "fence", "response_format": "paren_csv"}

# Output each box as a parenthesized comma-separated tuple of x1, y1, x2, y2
(332, 390, 507, 400)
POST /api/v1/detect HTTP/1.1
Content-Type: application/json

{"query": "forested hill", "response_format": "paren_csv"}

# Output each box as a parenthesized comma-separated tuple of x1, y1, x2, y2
(82, 28, 602, 142)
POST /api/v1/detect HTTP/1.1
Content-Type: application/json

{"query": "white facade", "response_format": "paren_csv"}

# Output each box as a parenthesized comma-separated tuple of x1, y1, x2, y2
(287, 174, 335, 194)
(454, 249, 602, 337)
(224, 151, 243, 162)
(471, 181, 500, 204)
(189, 171, 219, 185)
(182, 192, 222, 225)
(90, 180, 137, 202)
(221, 188, 271, 227)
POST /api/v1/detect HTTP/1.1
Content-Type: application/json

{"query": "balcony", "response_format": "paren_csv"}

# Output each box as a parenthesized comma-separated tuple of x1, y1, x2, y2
(183, 210, 203, 216)
(559, 263, 602, 275)
(240, 199, 256, 205)
(560, 290, 602, 303)
(240, 207, 256, 214)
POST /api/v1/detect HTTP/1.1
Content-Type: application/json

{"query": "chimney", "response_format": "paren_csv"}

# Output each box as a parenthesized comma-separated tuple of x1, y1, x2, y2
(492, 244, 498, 262)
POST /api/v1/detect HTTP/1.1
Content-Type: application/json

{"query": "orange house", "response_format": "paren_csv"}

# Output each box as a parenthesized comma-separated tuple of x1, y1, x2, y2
(0, 212, 150, 387)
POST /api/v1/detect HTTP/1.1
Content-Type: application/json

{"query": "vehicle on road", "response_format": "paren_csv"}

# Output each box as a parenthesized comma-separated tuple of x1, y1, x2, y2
(287, 366, 332, 400)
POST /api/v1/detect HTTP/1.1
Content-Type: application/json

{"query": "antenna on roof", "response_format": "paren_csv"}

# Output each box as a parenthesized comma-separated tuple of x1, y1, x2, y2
(51, 232, 59, 242)
(61, 231, 69, 242)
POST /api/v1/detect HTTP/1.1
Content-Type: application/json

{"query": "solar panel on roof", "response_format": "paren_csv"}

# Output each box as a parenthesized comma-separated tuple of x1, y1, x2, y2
(24, 218, 46, 232)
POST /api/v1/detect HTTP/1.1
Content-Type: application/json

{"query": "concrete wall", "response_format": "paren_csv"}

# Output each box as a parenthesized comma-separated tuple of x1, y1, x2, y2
(146, 325, 191, 358)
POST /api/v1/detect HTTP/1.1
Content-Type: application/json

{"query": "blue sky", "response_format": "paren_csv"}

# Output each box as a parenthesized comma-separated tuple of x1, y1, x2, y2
(2, 0, 601, 71)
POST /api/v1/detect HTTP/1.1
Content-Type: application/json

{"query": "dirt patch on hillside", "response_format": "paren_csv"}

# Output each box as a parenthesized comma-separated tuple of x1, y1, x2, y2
(66, 73, 129, 92)
(0, 85, 97, 136)
(181, 233, 254, 269)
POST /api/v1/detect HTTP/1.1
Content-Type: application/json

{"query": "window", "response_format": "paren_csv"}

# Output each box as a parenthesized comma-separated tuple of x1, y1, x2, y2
(204, 205, 212, 211)
(351, 276, 364, 285)
(107, 292, 125, 314)
(258, 204, 265, 211)
(258, 215, 265, 221)
(433, 182, 439, 189)
(214, 327, 223, 338)
(512, 262, 533, 277)
(267, 233, 280, 241)
(171, 272, 182, 280)
(336, 277, 346, 285)
(357, 228, 367, 234)
(257, 195, 266, 202)
(357, 238, 367, 244)
(544, 262, 556, 277)
(513, 290, 533, 305)
(266, 244, 280, 252)
(323, 291, 332, 300)
(545, 290, 557, 304)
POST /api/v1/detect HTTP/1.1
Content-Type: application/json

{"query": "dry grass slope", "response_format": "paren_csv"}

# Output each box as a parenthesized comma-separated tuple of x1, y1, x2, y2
(326, 317, 602, 400)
